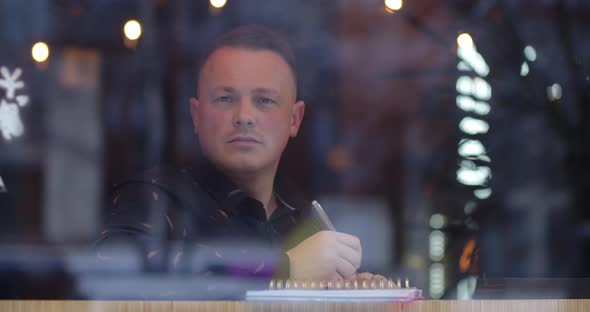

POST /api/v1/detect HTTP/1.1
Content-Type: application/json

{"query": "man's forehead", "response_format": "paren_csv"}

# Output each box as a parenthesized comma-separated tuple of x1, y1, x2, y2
(204, 47, 289, 72)
(198, 47, 297, 95)
(211, 86, 280, 94)
(207, 86, 281, 98)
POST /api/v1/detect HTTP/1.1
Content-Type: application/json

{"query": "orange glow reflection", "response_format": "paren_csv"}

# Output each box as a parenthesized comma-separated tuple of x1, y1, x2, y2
(459, 239, 479, 274)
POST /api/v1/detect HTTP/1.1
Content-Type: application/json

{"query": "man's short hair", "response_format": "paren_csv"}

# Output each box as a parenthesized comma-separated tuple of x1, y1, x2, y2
(197, 24, 298, 94)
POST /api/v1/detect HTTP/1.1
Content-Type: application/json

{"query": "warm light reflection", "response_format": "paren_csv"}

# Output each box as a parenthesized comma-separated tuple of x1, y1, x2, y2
(459, 117, 489, 135)
(520, 62, 529, 76)
(524, 45, 537, 62)
(210, 0, 227, 9)
(459, 240, 477, 273)
(326, 145, 353, 171)
(457, 33, 474, 49)
(32, 42, 49, 63)
(384, 0, 402, 12)
(124, 20, 142, 40)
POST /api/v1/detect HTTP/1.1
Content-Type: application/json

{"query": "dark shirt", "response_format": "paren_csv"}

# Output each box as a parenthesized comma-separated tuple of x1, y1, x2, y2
(95, 159, 323, 299)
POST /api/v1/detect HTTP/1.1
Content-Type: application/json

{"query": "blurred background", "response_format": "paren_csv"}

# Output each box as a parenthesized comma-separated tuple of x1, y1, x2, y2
(1, 0, 589, 300)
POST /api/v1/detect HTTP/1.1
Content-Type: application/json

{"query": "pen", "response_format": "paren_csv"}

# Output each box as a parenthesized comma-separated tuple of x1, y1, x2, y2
(311, 200, 336, 231)
(312, 200, 362, 277)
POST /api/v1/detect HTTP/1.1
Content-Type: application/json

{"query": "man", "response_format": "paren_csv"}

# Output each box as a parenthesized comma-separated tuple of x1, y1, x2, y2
(96, 25, 381, 299)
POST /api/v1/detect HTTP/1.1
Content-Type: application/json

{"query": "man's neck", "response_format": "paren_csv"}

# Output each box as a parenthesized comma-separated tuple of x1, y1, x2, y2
(226, 167, 278, 219)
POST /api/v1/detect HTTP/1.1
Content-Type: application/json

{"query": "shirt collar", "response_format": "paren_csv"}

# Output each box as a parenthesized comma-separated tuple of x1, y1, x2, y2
(190, 158, 240, 204)
(189, 158, 305, 215)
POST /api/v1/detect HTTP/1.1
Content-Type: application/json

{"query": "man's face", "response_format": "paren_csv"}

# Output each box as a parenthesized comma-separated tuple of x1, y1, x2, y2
(190, 47, 305, 176)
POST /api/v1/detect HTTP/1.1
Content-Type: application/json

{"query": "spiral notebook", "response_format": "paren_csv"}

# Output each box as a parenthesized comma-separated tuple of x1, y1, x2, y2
(246, 278, 423, 302)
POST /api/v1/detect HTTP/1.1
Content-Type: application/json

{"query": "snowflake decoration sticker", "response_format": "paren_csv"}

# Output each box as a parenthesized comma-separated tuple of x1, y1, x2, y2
(0, 66, 29, 141)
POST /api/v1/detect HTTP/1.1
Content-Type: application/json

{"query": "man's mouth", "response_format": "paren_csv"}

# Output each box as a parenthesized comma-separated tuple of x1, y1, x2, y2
(228, 136, 262, 144)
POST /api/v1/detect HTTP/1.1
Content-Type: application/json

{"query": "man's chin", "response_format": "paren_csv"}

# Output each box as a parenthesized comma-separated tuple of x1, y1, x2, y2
(220, 158, 266, 175)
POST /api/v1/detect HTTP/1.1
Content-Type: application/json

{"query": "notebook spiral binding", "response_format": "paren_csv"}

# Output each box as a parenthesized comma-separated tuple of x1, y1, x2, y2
(268, 277, 411, 290)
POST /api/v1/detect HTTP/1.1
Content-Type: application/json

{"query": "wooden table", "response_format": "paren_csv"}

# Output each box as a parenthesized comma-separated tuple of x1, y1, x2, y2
(2, 300, 590, 312)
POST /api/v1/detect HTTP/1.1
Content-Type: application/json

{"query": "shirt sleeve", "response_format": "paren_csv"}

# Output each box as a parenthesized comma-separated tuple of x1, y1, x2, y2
(94, 181, 276, 299)
(96, 182, 182, 273)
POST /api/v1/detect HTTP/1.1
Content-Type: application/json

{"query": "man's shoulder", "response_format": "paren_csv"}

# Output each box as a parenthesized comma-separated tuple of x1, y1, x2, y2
(123, 164, 190, 184)
(113, 164, 212, 211)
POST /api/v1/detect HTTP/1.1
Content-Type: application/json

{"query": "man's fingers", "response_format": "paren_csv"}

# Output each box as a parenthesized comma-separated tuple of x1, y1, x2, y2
(335, 257, 357, 279)
(336, 243, 361, 269)
(354, 272, 374, 281)
(371, 274, 387, 282)
(352, 272, 388, 285)
(333, 232, 361, 252)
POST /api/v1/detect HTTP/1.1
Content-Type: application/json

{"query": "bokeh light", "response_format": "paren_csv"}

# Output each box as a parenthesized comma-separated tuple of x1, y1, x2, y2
(456, 96, 491, 115)
(456, 76, 473, 95)
(457, 165, 491, 186)
(384, 0, 402, 12)
(474, 188, 492, 199)
(210, 0, 227, 9)
(429, 214, 447, 229)
(124, 20, 142, 41)
(31, 42, 49, 63)
(473, 77, 492, 100)
(459, 117, 489, 135)
(429, 230, 446, 261)
(457, 33, 474, 49)
(458, 139, 486, 157)
(429, 263, 445, 299)
(548, 83, 563, 101)
(520, 62, 530, 76)
(524, 45, 537, 62)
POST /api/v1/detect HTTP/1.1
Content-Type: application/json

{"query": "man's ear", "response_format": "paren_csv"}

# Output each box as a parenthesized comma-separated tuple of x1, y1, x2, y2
(289, 100, 305, 137)
(189, 97, 200, 135)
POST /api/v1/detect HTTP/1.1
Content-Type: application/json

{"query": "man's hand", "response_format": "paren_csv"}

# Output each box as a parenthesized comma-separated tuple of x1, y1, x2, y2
(286, 231, 361, 281)
(351, 272, 394, 286)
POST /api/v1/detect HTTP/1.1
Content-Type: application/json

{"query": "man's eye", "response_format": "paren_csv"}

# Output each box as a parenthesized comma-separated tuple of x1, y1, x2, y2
(214, 96, 233, 103)
(256, 97, 276, 105)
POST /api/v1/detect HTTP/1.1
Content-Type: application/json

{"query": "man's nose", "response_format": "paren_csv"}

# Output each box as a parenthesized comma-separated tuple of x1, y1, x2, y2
(232, 100, 255, 128)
